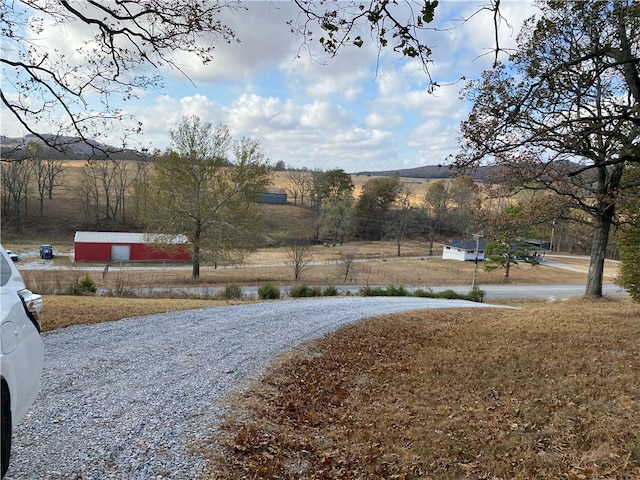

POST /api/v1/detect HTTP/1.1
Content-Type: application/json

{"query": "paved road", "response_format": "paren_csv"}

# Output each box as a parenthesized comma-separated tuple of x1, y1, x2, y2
(435, 283, 626, 299)
(232, 283, 625, 299)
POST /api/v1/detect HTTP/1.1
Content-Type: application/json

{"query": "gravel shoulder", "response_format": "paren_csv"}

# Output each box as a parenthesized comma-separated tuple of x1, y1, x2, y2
(6, 297, 498, 480)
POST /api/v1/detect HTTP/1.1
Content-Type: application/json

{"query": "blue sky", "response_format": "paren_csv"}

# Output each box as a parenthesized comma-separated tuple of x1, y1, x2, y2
(2, 1, 538, 172)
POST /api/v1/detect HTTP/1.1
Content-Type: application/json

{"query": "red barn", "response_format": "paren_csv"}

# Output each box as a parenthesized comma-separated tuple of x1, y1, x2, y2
(74, 231, 191, 263)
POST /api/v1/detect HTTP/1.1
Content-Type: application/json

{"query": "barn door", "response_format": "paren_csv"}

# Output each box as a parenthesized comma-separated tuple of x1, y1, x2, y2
(111, 245, 131, 262)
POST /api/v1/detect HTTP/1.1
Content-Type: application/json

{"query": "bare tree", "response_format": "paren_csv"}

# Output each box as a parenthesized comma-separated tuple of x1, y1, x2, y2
(285, 240, 313, 282)
(77, 166, 101, 226)
(1, 160, 31, 232)
(25, 140, 65, 217)
(339, 251, 358, 283)
(287, 170, 312, 206)
(387, 184, 415, 256)
(130, 159, 152, 226)
(25, 141, 47, 217)
(81, 159, 132, 230)
(45, 155, 65, 200)
(423, 180, 450, 256)
(112, 160, 135, 226)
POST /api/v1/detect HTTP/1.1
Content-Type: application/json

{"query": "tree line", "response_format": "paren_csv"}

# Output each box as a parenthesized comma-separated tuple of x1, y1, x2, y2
(0, 114, 634, 297)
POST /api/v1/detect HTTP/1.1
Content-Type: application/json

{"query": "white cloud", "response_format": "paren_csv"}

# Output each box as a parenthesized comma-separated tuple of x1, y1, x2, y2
(163, 3, 300, 84)
(408, 118, 462, 162)
(364, 111, 403, 129)
(118, 94, 224, 151)
(226, 94, 297, 133)
(299, 102, 351, 130)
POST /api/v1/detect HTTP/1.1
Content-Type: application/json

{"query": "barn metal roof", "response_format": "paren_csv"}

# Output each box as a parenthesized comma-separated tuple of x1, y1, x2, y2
(74, 231, 188, 244)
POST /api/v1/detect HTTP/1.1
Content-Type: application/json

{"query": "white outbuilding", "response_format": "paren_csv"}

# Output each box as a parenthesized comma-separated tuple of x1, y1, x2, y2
(441, 240, 487, 262)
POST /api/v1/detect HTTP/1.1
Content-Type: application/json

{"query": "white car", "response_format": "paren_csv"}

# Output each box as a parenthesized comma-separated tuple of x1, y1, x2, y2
(0, 247, 44, 478)
(4, 251, 18, 263)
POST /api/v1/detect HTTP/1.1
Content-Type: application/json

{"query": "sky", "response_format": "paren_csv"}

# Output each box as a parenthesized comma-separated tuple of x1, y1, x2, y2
(2, 1, 539, 173)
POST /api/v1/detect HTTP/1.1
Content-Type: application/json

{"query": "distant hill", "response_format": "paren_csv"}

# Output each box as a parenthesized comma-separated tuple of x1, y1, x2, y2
(0, 134, 147, 161)
(2, 134, 498, 180)
(357, 164, 451, 178)
(356, 163, 501, 181)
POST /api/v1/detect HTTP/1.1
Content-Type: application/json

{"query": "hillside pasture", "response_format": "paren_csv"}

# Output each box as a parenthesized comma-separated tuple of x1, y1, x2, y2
(2, 160, 444, 243)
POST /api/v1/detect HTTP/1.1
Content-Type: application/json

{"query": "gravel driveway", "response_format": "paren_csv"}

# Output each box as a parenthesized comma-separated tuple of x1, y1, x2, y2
(5, 297, 496, 480)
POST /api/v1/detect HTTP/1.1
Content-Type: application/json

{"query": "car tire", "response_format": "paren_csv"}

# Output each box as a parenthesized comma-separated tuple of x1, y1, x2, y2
(1, 381, 11, 479)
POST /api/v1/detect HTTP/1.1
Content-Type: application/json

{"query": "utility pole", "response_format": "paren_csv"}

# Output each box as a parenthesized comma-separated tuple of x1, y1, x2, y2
(472, 231, 484, 288)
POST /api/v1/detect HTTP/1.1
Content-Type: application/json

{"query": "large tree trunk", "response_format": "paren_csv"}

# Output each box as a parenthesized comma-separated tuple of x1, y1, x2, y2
(192, 259, 200, 278)
(585, 204, 615, 297)
(192, 224, 202, 279)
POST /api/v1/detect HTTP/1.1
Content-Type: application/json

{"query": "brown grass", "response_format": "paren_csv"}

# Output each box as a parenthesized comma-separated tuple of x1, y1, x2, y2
(206, 297, 640, 479)
(39, 295, 228, 331)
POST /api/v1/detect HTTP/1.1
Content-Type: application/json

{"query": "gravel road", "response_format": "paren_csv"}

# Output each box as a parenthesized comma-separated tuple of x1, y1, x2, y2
(5, 297, 496, 480)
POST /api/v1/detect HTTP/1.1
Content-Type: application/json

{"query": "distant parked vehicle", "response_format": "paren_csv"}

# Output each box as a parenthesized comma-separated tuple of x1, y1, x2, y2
(40, 245, 54, 260)
(4, 251, 18, 263)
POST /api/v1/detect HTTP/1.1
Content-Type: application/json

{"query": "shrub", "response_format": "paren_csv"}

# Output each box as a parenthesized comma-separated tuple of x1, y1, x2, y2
(221, 284, 244, 300)
(289, 283, 321, 298)
(466, 285, 486, 303)
(358, 285, 485, 302)
(258, 282, 281, 300)
(435, 289, 463, 299)
(358, 285, 374, 297)
(386, 284, 409, 296)
(72, 274, 97, 295)
(322, 285, 339, 296)
(358, 285, 387, 296)
(412, 288, 436, 298)
(359, 285, 409, 297)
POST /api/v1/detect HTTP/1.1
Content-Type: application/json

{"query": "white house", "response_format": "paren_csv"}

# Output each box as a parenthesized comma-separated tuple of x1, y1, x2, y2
(442, 240, 487, 262)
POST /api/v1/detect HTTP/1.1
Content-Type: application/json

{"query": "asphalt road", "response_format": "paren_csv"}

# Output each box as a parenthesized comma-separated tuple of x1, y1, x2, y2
(194, 282, 628, 300)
